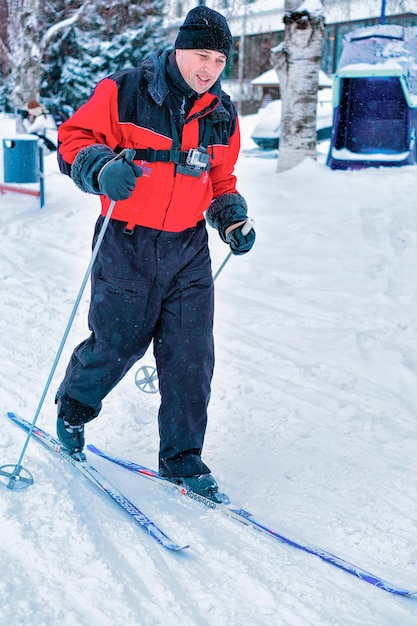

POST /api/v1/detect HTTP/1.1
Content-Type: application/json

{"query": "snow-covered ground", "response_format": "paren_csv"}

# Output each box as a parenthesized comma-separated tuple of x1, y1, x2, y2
(1, 112, 417, 625)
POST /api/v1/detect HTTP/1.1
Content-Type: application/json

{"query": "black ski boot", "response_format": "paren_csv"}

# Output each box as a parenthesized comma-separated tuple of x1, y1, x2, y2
(56, 396, 97, 460)
(171, 473, 230, 504)
(57, 419, 85, 460)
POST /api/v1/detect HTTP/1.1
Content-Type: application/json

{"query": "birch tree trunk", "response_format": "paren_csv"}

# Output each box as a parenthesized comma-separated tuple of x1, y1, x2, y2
(6, 0, 42, 108)
(272, 2, 326, 172)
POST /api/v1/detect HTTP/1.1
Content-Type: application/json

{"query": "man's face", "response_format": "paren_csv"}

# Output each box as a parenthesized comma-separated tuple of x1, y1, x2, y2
(175, 49, 227, 94)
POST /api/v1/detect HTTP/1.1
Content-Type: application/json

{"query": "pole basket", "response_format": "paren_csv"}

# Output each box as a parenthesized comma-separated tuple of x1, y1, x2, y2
(0, 464, 34, 490)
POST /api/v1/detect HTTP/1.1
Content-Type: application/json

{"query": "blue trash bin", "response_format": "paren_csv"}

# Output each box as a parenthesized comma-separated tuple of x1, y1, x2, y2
(3, 136, 39, 183)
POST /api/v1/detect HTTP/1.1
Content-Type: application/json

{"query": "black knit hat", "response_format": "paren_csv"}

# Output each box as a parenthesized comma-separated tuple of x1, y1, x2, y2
(175, 6, 232, 59)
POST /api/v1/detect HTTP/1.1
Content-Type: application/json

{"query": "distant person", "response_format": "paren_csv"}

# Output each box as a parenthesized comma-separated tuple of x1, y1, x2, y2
(23, 99, 57, 151)
(55, 6, 255, 503)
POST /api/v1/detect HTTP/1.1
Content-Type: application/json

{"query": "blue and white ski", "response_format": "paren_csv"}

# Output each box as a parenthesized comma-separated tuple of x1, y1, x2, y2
(7, 412, 188, 552)
(87, 443, 416, 597)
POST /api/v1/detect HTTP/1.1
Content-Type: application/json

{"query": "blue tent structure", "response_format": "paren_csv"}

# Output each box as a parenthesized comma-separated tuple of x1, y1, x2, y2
(326, 24, 417, 170)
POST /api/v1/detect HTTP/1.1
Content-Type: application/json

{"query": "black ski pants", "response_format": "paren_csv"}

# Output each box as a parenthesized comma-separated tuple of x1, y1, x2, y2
(57, 217, 215, 478)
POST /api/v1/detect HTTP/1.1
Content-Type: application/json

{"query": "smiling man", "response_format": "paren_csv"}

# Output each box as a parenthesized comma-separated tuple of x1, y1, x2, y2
(55, 6, 255, 503)
(175, 48, 227, 94)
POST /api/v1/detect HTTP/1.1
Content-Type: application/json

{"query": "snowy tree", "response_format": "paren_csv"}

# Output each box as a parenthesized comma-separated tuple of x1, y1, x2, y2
(0, 0, 96, 110)
(43, 0, 166, 111)
(0, 0, 166, 114)
(271, 0, 326, 172)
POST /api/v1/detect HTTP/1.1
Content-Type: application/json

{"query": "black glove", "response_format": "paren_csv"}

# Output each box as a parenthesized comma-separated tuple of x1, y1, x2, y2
(97, 150, 142, 201)
(206, 196, 256, 256)
(226, 219, 256, 256)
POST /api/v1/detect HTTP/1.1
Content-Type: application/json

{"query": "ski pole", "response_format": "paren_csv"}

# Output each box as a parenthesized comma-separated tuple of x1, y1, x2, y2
(1, 149, 136, 490)
(135, 217, 255, 394)
(0, 198, 117, 489)
(212, 217, 255, 281)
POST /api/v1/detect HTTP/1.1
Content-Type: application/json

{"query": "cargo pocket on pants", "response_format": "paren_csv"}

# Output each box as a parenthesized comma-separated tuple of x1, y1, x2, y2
(89, 275, 152, 352)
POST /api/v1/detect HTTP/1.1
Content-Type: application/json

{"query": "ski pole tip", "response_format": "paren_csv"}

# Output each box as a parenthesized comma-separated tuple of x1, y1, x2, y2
(0, 464, 34, 490)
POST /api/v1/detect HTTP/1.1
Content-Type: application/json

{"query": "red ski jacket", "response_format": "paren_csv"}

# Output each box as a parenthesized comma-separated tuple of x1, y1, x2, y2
(58, 49, 241, 232)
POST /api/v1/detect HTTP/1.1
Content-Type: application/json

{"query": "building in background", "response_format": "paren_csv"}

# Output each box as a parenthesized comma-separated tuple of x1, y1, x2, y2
(164, 1, 417, 113)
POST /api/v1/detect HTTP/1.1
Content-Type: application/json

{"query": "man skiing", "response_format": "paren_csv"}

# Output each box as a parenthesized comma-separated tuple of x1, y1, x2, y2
(55, 6, 255, 503)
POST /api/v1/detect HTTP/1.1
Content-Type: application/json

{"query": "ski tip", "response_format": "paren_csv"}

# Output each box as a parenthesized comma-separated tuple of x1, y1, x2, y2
(180, 545, 190, 551)
(155, 539, 190, 552)
(172, 543, 190, 552)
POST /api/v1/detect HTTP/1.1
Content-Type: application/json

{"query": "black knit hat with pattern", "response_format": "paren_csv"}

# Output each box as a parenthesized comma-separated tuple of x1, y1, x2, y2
(175, 6, 232, 59)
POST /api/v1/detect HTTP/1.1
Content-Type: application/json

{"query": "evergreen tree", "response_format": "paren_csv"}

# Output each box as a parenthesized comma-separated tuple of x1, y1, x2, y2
(0, 0, 166, 113)
(42, 0, 166, 113)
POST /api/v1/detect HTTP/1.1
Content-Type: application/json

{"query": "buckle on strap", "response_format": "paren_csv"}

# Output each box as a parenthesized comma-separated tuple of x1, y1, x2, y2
(146, 148, 157, 161)
(123, 222, 135, 235)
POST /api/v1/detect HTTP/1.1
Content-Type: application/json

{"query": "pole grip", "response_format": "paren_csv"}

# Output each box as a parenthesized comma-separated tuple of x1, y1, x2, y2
(225, 216, 255, 242)
(241, 217, 255, 236)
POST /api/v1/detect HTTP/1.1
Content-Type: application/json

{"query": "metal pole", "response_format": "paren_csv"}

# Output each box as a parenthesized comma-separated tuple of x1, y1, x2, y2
(0, 198, 117, 489)
(213, 250, 233, 282)
(237, 0, 248, 116)
(213, 217, 255, 281)
(39, 144, 45, 208)
(135, 218, 255, 394)
(380, 0, 386, 24)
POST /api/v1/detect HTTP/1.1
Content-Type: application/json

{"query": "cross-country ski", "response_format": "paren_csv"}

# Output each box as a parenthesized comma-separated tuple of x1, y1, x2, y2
(87, 443, 416, 597)
(6, 412, 188, 552)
